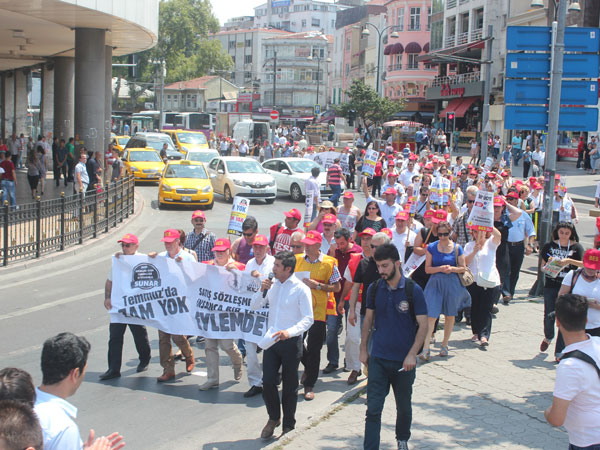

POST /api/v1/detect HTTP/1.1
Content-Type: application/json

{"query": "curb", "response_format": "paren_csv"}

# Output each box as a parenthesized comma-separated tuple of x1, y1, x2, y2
(265, 379, 368, 449)
(0, 191, 145, 274)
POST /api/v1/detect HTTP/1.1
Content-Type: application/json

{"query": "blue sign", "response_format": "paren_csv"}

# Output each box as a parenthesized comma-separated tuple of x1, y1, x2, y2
(506, 53, 600, 79)
(314, 104, 321, 115)
(505, 79, 598, 106)
(507, 26, 600, 52)
(505, 105, 598, 131)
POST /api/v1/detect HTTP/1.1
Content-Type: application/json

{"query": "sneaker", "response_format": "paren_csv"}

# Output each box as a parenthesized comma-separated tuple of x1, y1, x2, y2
(398, 440, 409, 450)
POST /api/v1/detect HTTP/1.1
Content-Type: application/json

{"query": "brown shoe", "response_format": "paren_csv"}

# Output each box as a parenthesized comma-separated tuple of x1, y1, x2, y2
(185, 357, 195, 373)
(234, 365, 243, 381)
(304, 386, 315, 401)
(347, 370, 361, 385)
(157, 371, 175, 382)
(260, 419, 281, 440)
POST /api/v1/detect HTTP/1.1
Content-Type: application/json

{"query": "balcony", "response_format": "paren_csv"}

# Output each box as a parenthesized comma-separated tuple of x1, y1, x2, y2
(471, 28, 483, 41)
(457, 31, 469, 45)
(427, 71, 481, 87)
(447, 0, 457, 8)
(459, 0, 469, 3)
(445, 35, 455, 47)
(387, 64, 403, 71)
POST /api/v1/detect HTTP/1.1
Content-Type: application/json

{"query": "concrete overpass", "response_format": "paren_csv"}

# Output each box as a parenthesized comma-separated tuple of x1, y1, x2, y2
(0, 0, 159, 154)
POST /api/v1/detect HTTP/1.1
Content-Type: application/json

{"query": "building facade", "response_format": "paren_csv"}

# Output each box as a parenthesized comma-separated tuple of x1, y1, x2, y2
(163, 76, 239, 113)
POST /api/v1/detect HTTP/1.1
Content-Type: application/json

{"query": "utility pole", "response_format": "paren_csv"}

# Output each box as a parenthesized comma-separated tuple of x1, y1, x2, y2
(481, 24, 493, 161)
(159, 60, 165, 130)
(272, 51, 277, 110)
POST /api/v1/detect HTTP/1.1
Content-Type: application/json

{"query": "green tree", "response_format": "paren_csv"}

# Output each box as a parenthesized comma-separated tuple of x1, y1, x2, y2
(335, 80, 405, 127)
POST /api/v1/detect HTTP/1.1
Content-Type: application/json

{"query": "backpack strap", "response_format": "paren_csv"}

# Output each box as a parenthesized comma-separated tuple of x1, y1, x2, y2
(570, 268, 583, 292)
(561, 349, 600, 379)
(269, 223, 283, 252)
(369, 277, 417, 326)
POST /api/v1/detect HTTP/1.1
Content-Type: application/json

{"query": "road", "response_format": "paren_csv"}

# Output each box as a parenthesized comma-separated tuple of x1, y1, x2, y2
(1, 172, 597, 449)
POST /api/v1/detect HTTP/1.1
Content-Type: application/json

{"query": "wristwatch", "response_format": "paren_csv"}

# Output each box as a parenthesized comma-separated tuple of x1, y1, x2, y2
(316, 283, 322, 291)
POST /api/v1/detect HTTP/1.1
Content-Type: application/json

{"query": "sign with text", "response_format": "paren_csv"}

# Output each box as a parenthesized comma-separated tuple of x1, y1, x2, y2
(467, 190, 494, 231)
(228, 196, 250, 235)
(361, 149, 379, 178)
(306, 151, 350, 175)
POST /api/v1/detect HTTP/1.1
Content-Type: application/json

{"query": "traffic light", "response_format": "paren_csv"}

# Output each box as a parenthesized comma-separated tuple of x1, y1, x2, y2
(348, 109, 356, 126)
(447, 112, 455, 121)
(128, 54, 138, 79)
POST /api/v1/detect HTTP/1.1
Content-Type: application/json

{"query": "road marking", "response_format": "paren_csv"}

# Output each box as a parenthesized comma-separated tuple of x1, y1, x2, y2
(0, 289, 103, 321)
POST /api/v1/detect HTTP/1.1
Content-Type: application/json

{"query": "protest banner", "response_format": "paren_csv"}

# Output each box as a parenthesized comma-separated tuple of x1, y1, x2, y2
(484, 157, 493, 171)
(304, 193, 314, 226)
(467, 189, 494, 231)
(361, 149, 379, 178)
(306, 151, 350, 175)
(109, 256, 269, 344)
(227, 196, 250, 235)
(441, 177, 451, 205)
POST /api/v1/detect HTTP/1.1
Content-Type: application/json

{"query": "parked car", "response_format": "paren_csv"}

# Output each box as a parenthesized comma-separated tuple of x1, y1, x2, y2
(262, 157, 345, 201)
(111, 135, 130, 155)
(158, 160, 213, 209)
(206, 156, 276, 204)
(124, 132, 184, 160)
(162, 129, 209, 154)
(122, 148, 165, 182)
(185, 148, 219, 164)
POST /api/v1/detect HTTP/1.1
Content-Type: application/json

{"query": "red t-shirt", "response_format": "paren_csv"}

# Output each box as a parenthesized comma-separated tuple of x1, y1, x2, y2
(0, 159, 15, 181)
(374, 162, 383, 177)
(269, 223, 299, 253)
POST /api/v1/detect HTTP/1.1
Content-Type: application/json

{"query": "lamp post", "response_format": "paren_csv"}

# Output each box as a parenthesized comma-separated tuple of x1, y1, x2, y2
(360, 23, 399, 97)
(150, 59, 166, 129)
(530, 0, 580, 295)
(307, 52, 331, 113)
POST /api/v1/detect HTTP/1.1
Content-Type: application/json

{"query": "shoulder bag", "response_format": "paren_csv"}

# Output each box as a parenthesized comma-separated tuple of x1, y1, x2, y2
(454, 243, 474, 287)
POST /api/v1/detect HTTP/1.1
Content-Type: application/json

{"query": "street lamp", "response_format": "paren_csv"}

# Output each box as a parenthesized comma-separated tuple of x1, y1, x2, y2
(307, 53, 331, 111)
(360, 23, 399, 97)
(150, 59, 166, 129)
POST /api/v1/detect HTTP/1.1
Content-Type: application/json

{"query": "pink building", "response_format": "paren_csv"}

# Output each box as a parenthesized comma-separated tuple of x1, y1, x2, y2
(383, 0, 436, 121)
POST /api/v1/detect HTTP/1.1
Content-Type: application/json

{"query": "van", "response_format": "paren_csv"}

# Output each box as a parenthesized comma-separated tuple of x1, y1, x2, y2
(232, 121, 270, 146)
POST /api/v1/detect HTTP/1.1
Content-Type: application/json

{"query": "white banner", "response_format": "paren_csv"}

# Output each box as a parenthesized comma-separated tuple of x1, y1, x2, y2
(467, 189, 494, 231)
(361, 149, 379, 178)
(306, 151, 350, 175)
(403, 252, 425, 278)
(228, 196, 250, 235)
(109, 255, 269, 344)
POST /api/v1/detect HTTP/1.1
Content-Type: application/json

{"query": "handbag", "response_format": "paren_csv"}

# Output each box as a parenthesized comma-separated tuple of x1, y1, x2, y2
(454, 243, 474, 286)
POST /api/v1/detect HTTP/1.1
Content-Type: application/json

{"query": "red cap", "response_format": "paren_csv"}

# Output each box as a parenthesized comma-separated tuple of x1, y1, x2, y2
(409, 153, 418, 160)
(469, 169, 478, 176)
(161, 229, 181, 243)
(444, 153, 450, 159)
(329, 146, 335, 151)
(343, 191, 354, 199)
(387, 171, 398, 178)
(506, 191, 519, 199)
(381, 228, 393, 239)
(532, 182, 542, 190)
(555, 174, 561, 180)
(428, 154, 434, 159)
(425, 163, 434, 170)
(501, 171, 509, 177)
(487, 172, 497, 179)
(212, 238, 231, 252)
(529, 177, 538, 184)
(514, 179, 524, 187)
(192, 210, 206, 219)
(322, 213, 337, 224)
(251, 234, 269, 246)
(301, 230, 323, 245)
(423, 209, 436, 219)
(359, 227, 376, 237)
(395, 211, 410, 221)
(493, 196, 505, 206)
(118, 233, 139, 244)
(284, 208, 302, 221)
(431, 210, 448, 224)
(583, 249, 600, 270)
(345, 146, 349, 150)
(383, 187, 397, 196)
(468, 164, 474, 169)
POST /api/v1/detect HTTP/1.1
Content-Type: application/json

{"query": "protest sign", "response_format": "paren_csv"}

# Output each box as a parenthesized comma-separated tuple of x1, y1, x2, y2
(306, 151, 350, 175)
(110, 256, 269, 344)
(304, 193, 314, 226)
(441, 177, 451, 205)
(467, 189, 494, 231)
(227, 196, 250, 235)
(403, 252, 425, 278)
(361, 149, 379, 178)
(484, 157, 493, 171)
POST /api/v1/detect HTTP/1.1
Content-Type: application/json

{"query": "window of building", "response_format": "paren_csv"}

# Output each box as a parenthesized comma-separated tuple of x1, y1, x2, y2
(246, 39, 252, 47)
(245, 54, 252, 64)
(407, 54, 419, 70)
(346, 38, 350, 50)
(312, 18, 320, 27)
(245, 71, 252, 80)
(475, 8, 484, 29)
(331, 19, 335, 28)
(231, 56, 236, 64)
(397, 8, 404, 31)
(312, 47, 325, 58)
(228, 41, 235, 49)
(409, 7, 421, 31)
(345, 63, 349, 76)
(302, 19, 306, 27)
(427, 7, 431, 31)
(406, 83, 418, 95)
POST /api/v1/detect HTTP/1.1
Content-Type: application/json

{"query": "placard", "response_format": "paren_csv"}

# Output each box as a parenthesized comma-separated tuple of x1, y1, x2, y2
(467, 190, 494, 231)
(228, 196, 250, 235)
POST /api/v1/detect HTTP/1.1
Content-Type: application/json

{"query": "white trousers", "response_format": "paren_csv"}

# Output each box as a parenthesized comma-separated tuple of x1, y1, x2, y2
(246, 342, 262, 387)
(344, 301, 362, 371)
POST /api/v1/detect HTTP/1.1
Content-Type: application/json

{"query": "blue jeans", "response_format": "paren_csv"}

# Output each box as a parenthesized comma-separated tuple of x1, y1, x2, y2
(329, 183, 342, 207)
(326, 302, 347, 367)
(1, 180, 16, 207)
(364, 356, 415, 449)
(569, 444, 600, 450)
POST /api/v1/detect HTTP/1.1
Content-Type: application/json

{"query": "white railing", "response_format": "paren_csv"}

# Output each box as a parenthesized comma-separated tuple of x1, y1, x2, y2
(427, 71, 481, 87)
(457, 31, 469, 45)
(471, 28, 483, 41)
(387, 64, 403, 71)
(445, 35, 456, 47)
(447, 0, 457, 8)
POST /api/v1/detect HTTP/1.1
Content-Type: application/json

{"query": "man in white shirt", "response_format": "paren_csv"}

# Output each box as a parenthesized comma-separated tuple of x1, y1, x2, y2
(362, 178, 403, 228)
(239, 139, 249, 156)
(305, 167, 321, 222)
(400, 160, 419, 188)
(243, 234, 276, 398)
(391, 211, 416, 264)
(545, 293, 600, 449)
(34, 332, 124, 450)
(251, 251, 313, 439)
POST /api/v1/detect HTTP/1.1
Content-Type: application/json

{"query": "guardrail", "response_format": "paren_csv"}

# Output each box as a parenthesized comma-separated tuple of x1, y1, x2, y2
(1, 176, 135, 266)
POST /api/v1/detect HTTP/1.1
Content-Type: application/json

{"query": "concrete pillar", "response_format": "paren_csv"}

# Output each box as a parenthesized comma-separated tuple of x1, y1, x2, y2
(105, 45, 113, 153)
(41, 63, 55, 139)
(3, 72, 15, 137)
(14, 69, 28, 136)
(74, 28, 106, 155)
(1, 74, 5, 139)
(54, 57, 74, 141)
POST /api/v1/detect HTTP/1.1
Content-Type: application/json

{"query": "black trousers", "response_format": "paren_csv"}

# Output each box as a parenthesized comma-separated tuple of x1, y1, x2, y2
(107, 323, 151, 372)
(55, 164, 67, 184)
(301, 321, 326, 388)
(523, 161, 531, 179)
(503, 242, 525, 297)
(467, 284, 498, 340)
(576, 151, 584, 168)
(262, 336, 302, 429)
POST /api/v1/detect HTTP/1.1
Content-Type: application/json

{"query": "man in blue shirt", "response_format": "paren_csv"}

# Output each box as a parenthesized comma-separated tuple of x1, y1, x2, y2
(360, 244, 428, 450)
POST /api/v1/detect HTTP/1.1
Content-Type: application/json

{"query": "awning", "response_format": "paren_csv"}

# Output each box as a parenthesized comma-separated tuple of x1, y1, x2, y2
(438, 97, 478, 119)
(418, 39, 485, 63)
(390, 42, 404, 54)
(384, 44, 392, 55)
(405, 42, 422, 53)
(423, 42, 430, 53)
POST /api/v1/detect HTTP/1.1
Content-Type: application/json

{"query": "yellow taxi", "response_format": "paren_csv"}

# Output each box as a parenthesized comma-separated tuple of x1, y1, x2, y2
(122, 148, 165, 182)
(111, 135, 130, 155)
(158, 160, 214, 209)
(162, 129, 209, 154)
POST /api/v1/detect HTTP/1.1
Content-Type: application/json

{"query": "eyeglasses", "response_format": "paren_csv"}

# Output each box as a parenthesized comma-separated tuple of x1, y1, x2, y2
(467, 199, 475, 204)
(438, 232, 450, 237)
(291, 244, 303, 249)
(121, 243, 134, 248)
(242, 232, 255, 237)
(370, 245, 379, 249)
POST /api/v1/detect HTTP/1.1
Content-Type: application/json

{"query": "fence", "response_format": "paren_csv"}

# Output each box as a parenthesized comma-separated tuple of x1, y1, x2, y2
(1, 176, 135, 266)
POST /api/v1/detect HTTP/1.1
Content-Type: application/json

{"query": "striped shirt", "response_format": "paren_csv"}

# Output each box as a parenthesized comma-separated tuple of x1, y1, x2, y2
(327, 164, 343, 185)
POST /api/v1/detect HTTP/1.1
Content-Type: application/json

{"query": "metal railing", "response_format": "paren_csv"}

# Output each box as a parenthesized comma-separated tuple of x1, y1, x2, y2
(387, 64, 403, 72)
(427, 71, 481, 87)
(447, 0, 457, 8)
(457, 31, 469, 45)
(445, 35, 456, 47)
(471, 28, 483, 41)
(1, 176, 135, 266)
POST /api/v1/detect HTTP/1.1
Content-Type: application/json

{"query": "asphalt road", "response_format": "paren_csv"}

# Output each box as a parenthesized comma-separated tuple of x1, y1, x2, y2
(1, 179, 598, 449)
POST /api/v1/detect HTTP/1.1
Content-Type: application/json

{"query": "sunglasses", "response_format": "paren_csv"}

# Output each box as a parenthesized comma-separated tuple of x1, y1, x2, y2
(370, 245, 380, 249)
(242, 232, 255, 237)
(467, 199, 474, 204)
(291, 244, 303, 249)
(438, 232, 450, 237)
(121, 243, 135, 248)
(193, 218, 205, 222)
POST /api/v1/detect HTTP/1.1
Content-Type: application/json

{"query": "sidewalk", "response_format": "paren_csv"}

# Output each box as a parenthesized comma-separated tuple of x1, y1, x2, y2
(9, 168, 80, 204)
(269, 270, 567, 450)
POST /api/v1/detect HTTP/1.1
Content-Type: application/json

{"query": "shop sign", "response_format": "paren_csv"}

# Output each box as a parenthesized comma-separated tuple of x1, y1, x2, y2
(440, 83, 465, 97)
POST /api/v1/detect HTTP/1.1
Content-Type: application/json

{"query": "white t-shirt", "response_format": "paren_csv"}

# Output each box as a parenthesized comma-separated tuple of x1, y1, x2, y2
(553, 336, 600, 447)
(245, 254, 275, 279)
(391, 228, 416, 264)
(464, 238, 501, 287)
(595, 181, 600, 200)
(562, 270, 600, 329)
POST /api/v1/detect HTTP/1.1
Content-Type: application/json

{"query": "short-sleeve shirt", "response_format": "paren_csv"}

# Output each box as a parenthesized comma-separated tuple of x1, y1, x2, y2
(353, 257, 380, 316)
(541, 241, 584, 289)
(0, 159, 15, 181)
(427, 241, 462, 267)
(75, 162, 89, 185)
(327, 164, 343, 185)
(366, 276, 427, 362)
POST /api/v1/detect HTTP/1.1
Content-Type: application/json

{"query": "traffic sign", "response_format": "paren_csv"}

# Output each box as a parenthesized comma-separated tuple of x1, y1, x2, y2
(314, 104, 321, 115)
(506, 53, 600, 79)
(507, 26, 600, 52)
(505, 105, 598, 131)
(505, 79, 598, 106)
(269, 110, 279, 121)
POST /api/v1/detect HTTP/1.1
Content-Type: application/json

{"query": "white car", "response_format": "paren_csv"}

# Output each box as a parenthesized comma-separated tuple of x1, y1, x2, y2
(262, 157, 345, 202)
(186, 149, 219, 164)
(206, 156, 277, 204)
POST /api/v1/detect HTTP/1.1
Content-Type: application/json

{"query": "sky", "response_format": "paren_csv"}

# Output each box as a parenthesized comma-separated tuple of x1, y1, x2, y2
(210, 0, 262, 26)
